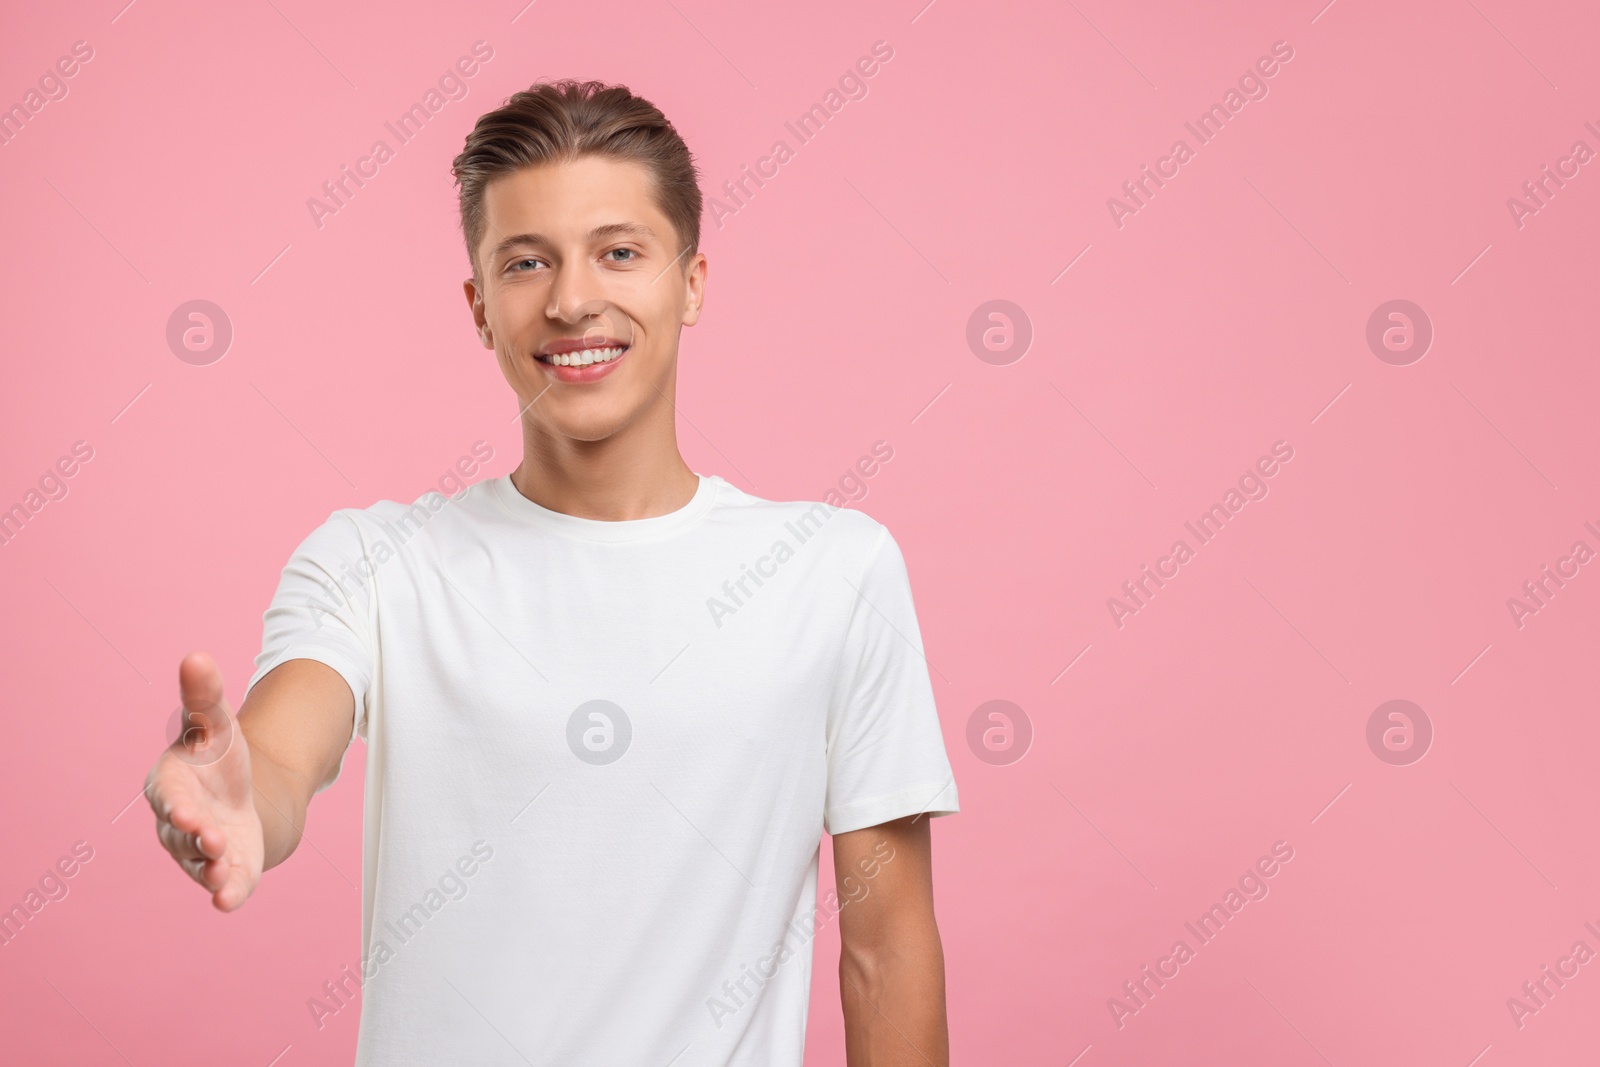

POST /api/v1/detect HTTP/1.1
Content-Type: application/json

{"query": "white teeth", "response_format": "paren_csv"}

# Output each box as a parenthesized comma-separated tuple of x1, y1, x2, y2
(546, 346, 625, 367)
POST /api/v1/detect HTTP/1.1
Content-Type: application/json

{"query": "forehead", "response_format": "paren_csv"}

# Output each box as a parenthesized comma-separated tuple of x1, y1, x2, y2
(480, 155, 666, 240)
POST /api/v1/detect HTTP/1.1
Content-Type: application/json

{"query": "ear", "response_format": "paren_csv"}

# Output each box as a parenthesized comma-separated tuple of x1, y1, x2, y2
(681, 252, 708, 327)
(464, 277, 493, 348)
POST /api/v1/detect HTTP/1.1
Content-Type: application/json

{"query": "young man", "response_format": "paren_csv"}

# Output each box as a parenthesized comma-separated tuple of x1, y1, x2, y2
(144, 79, 958, 1066)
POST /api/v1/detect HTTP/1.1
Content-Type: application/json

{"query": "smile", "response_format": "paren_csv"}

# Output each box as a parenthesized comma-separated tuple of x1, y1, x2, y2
(532, 338, 631, 383)
(535, 345, 627, 367)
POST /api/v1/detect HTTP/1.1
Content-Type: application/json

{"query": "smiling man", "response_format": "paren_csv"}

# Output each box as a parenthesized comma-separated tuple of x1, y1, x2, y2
(143, 79, 958, 1066)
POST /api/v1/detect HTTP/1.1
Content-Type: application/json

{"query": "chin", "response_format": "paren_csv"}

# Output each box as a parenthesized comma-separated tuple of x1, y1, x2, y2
(555, 425, 626, 444)
(540, 406, 636, 443)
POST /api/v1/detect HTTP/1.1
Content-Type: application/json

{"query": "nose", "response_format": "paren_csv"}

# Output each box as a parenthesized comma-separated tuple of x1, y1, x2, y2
(546, 264, 629, 347)
(545, 260, 606, 327)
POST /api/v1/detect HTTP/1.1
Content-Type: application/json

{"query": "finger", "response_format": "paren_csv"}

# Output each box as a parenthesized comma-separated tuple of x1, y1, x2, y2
(164, 802, 202, 835)
(181, 652, 233, 726)
(161, 811, 229, 860)
(144, 773, 174, 822)
(195, 824, 226, 859)
(158, 784, 215, 846)
(178, 845, 238, 896)
(199, 854, 230, 892)
(158, 819, 205, 861)
(177, 652, 235, 755)
(165, 804, 214, 850)
(178, 651, 230, 716)
(147, 759, 197, 823)
(212, 862, 251, 912)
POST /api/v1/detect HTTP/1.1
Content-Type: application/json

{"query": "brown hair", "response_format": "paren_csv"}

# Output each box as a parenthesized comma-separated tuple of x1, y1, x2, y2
(451, 79, 703, 282)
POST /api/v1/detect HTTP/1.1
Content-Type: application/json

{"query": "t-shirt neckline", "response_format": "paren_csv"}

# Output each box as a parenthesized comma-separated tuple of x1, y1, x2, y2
(490, 472, 720, 543)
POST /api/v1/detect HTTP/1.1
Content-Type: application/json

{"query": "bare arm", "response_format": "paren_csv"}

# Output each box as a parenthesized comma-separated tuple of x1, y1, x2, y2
(238, 655, 357, 870)
(143, 651, 355, 910)
(834, 814, 950, 1066)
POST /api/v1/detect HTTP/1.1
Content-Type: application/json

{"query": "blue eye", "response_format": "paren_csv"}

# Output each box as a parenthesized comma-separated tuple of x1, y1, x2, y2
(606, 248, 637, 262)
(509, 257, 542, 272)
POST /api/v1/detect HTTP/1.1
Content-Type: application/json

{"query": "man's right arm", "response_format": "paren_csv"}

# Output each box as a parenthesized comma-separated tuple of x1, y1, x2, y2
(144, 651, 355, 910)
(239, 655, 357, 870)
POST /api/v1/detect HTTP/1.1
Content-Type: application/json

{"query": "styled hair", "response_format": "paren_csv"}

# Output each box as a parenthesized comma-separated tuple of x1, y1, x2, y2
(451, 78, 702, 281)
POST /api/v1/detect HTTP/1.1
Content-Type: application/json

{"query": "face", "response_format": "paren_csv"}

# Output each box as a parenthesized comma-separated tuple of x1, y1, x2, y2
(464, 155, 706, 443)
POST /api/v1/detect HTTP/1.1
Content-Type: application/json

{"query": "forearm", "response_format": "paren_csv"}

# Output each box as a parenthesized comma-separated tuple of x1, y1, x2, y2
(840, 922, 950, 1066)
(235, 658, 354, 872)
(249, 748, 312, 871)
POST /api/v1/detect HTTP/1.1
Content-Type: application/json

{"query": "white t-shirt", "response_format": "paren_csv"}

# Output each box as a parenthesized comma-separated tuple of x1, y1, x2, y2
(246, 471, 959, 1066)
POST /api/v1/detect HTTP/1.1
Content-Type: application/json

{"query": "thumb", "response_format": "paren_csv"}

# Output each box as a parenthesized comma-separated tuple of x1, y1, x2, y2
(174, 652, 236, 763)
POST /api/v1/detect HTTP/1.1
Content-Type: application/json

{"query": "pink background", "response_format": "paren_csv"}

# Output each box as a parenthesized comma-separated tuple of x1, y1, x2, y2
(3, 0, 1598, 1063)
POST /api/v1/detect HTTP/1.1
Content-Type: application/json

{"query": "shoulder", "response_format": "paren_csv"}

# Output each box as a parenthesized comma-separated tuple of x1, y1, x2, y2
(709, 478, 892, 568)
(291, 479, 496, 556)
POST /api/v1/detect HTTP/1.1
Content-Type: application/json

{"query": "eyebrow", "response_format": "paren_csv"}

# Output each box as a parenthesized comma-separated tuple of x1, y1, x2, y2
(487, 222, 658, 261)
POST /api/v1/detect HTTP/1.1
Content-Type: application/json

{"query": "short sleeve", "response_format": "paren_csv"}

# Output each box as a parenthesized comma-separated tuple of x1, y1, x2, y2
(823, 524, 960, 835)
(244, 510, 375, 792)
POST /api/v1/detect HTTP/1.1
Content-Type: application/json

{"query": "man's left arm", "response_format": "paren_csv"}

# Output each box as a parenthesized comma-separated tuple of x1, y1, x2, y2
(834, 813, 950, 1067)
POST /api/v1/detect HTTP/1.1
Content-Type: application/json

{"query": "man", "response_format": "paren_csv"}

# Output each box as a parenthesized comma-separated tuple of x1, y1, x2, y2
(144, 78, 959, 1066)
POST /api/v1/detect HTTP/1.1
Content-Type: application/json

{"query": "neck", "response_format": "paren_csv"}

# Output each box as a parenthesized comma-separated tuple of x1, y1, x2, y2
(510, 393, 697, 522)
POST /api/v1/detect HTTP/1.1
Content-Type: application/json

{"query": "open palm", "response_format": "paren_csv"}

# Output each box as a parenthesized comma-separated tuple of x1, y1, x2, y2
(144, 653, 264, 912)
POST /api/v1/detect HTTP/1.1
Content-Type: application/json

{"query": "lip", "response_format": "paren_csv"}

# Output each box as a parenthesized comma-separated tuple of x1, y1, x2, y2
(538, 336, 630, 357)
(533, 339, 629, 384)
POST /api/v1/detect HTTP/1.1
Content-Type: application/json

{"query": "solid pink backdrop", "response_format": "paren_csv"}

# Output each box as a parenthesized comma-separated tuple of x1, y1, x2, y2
(2, 0, 1598, 1064)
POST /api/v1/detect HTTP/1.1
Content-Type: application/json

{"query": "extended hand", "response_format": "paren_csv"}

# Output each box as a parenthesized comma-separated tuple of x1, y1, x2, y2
(144, 652, 264, 912)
